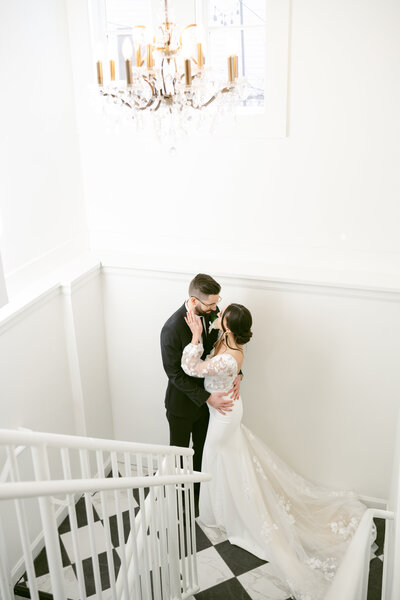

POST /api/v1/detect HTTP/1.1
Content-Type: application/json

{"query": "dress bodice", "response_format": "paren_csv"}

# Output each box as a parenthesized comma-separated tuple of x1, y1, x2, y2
(181, 343, 238, 393)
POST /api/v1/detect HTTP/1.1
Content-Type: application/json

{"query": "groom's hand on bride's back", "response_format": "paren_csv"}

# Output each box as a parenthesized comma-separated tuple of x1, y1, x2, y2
(207, 392, 234, 415)
(230, 375, 242, 401)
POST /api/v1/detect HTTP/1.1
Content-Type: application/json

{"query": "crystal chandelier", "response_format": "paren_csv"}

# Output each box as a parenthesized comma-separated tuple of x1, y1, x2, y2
(94, 0, 247, 144)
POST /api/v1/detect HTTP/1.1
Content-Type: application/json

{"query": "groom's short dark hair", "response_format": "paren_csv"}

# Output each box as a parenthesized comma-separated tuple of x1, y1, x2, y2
(189, 273, 221, 298)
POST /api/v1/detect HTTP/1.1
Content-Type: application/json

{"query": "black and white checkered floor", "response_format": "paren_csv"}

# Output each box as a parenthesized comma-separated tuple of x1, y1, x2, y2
(15, 487, 386, 600)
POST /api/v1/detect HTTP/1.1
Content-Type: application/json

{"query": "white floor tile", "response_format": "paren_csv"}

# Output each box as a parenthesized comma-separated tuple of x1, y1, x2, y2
(238, 563, 290, 600)
(61, 521, 108, 562)
(90, 489, 138, 520)
(196, 546, 234, 592)
(196, 520, 228, 545)
(29, 566, 80, 600)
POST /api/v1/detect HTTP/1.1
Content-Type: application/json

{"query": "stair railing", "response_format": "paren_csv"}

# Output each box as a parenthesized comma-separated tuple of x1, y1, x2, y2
(0, 428, 210, 600)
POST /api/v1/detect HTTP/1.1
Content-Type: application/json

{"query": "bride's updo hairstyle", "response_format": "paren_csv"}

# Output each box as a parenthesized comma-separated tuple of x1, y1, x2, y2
(221, 304, 253, 349)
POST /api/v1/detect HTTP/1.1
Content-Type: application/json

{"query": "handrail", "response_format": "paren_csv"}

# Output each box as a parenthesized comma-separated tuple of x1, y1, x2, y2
(325, 508, 394, 600)
(0, 428, 194, 456)
(0, 428, 207, 600)
(0, 472, 211, 500)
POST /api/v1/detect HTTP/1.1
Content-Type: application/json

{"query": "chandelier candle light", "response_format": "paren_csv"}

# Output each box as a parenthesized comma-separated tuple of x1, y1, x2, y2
(94, 0, 247, 143)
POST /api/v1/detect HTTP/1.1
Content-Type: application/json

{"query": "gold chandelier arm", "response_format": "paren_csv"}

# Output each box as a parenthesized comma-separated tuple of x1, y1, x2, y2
(100, 90, 134, 110)
(152, 99, 162, 112)
(142, 75, 156, 96)
(187, 87, 231, 110)
(181, 24, 197, 33)
(134, 96, 158, 111)
(132, 76, 158, 110)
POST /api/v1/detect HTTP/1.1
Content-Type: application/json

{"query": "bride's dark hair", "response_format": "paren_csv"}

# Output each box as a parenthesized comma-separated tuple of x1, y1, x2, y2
(215, 303, 253, 352)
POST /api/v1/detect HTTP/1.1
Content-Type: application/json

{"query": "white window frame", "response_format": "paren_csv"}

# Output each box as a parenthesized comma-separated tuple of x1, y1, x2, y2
(195, 0, 266, 107)
(195, 0, 290, 138)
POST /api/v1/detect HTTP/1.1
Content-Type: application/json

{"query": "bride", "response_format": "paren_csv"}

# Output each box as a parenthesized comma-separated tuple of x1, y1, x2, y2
(181, 303, 374, 600)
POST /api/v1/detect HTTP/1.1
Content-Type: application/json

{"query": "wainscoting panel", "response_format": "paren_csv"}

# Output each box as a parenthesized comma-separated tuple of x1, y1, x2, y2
(102, 265, 400, 501)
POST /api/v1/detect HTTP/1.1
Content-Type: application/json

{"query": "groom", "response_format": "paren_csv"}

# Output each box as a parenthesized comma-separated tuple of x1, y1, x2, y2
(160, 273, 241, 493)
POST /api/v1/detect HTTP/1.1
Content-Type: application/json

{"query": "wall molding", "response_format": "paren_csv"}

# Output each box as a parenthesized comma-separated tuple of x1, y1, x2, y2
(3, 230, 89, 299)
(2, 257, 400, 337)
(0, 261, 101, 334)
(0, 286, 62, 334)
(101, 263, 400, 304)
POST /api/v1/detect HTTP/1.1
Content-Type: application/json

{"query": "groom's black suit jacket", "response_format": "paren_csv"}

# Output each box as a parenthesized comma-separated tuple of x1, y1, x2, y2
(160, 304, 220, 419)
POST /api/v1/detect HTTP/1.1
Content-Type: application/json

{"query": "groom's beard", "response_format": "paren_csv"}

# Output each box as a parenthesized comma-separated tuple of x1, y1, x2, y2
(194, 305, 212, 317)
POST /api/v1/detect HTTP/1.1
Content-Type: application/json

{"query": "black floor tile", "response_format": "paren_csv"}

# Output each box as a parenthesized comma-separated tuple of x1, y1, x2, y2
(214, 540, 267, 577)
(194, 577, 252, 599)
(32, 537, 70, 579)
(80, 549, 121, 596)
(59, 538, 72, 568)
(79, 496, 102, 527)
(109, 509, 132, 547)
(178, 520, 211, 559)
(195, 523, 214, 552)
(133, 486, 150, 506)
(367, 557, 383, 600)
(374, 517, 386, 556)
(58, 514, 71, 535)
(33, 546, 49, 578)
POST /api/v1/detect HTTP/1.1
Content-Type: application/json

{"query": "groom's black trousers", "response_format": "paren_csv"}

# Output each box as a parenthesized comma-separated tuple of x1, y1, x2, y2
(166, 406, 209, 497)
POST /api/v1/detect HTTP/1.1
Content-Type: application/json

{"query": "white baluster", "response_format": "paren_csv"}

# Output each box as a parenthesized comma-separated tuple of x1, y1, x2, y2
(79, 449, 102, 599)
(187, 454, 198, 592)
(136, 453, 152, 598)
(95, 450, 118, 600)
(7, 445, 40, 600)
(163, 454, 182, 599)
(175, 454, 187, 595)
(147, 453, 162, 599)
(60, 448, 87, 600)
(110, 451, 130, 599)
(31, 444, 67, 600)
(183, 455, 193, 592)
(0, 503, 13, 599)
(123, 451, 142, 599)
(156, 454, 171, 599)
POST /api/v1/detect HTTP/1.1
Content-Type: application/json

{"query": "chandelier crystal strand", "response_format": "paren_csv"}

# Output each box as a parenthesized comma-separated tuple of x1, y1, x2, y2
(94, 0, 248, 145)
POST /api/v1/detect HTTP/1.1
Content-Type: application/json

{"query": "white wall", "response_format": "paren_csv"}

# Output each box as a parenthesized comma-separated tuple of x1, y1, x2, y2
(0, 292, 76, 434)
(0, 255, 8, 309)
(70, 271, 114, 439)
(0, 0, 89, 298)
(69, 0, 400, 289)
(102, 266, 400, 501)
(0, 267, 112, 439)
(0, 267, 113, 573)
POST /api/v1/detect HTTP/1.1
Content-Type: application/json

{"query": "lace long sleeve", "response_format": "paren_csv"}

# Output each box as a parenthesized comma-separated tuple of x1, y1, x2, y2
(181, 343, 237, 378)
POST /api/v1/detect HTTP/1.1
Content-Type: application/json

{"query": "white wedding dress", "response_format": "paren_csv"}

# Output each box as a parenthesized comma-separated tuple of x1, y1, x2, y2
(181, 342, 375, 600)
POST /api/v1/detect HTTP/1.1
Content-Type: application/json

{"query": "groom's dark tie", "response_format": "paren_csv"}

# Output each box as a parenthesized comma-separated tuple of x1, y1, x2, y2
(201, 316, 207, 340)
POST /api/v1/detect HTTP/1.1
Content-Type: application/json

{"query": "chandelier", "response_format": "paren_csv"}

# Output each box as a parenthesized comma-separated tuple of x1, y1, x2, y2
(94, 0, 247, 144)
